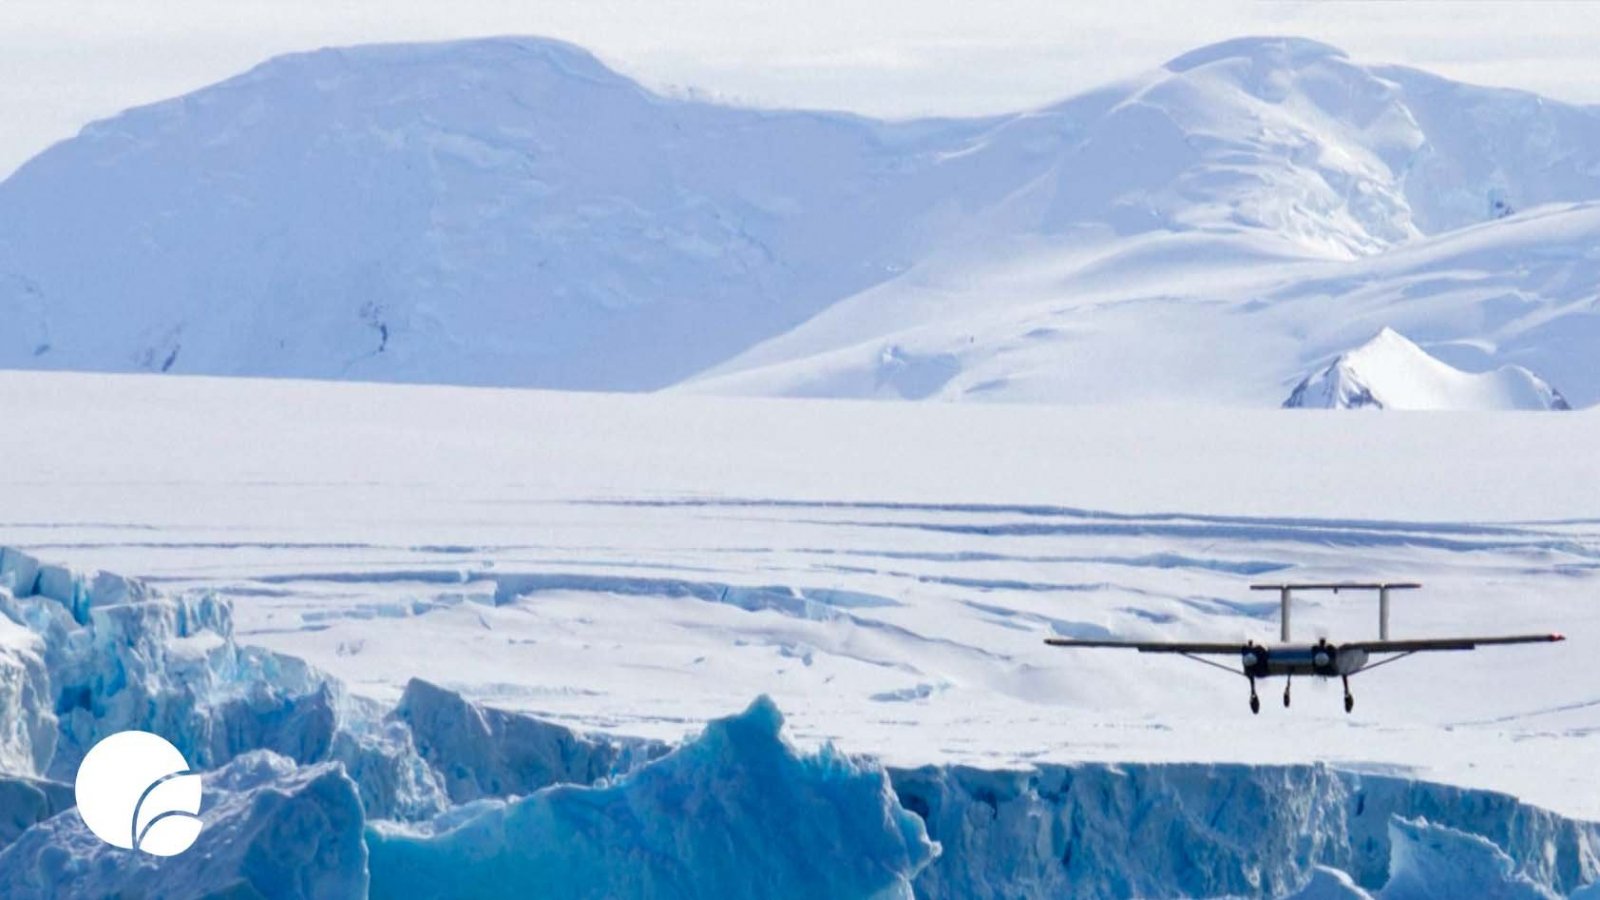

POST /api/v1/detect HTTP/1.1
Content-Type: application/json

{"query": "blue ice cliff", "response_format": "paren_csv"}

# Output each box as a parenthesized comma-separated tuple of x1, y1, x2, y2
(895, 763, 1599, 898)
(1, 545, 1599, 898)
(368, 695, 936, 899)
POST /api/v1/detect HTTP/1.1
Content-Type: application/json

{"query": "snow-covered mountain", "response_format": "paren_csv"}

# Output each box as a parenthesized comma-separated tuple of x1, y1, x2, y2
(4, 36, 1600, 404)
(1284, 327, 1570, 410)
(679, 196, 1600, 408)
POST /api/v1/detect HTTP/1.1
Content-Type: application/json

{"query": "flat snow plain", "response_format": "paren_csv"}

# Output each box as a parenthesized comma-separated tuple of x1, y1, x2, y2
(3, 371, 1597, 818)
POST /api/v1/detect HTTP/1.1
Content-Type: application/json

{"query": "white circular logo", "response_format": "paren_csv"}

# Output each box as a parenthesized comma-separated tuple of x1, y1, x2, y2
(74, 731, 203, 856)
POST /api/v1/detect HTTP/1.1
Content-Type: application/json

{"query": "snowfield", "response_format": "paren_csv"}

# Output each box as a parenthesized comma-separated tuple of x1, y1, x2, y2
(3, 372, 1598, 796)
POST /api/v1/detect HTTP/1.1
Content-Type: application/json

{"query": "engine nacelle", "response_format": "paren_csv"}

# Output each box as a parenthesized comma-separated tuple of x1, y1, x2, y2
(1310, 640, 1343, 676)
(1241, 645, 1270, 678)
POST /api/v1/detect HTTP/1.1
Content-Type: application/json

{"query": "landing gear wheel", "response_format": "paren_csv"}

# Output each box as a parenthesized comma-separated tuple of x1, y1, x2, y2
(1342, 675, 1354, 714)
(1283, 676, 1292, 708)
(1248, 678, 1260, 715)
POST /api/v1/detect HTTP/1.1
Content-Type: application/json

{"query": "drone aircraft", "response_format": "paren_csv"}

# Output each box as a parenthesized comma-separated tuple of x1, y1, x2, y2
(1044, 583, 1565, 713)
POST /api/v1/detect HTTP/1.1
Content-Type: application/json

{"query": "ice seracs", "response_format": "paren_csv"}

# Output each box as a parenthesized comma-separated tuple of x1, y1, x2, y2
(1284, 328, 1571, 410)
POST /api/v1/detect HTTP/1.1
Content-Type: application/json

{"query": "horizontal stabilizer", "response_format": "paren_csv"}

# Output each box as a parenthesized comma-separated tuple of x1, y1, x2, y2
(1248, 582, 1421, 592)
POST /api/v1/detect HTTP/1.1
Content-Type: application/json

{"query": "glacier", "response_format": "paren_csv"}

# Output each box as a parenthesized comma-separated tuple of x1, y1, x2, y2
(2, 545, 1599, 898)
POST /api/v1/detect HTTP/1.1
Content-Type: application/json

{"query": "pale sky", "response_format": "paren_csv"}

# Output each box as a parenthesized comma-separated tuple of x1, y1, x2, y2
(4, 0, 1600, 178)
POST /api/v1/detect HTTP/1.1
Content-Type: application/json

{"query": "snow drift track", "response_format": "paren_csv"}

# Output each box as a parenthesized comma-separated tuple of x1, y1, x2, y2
(1, 547, 1597, 898)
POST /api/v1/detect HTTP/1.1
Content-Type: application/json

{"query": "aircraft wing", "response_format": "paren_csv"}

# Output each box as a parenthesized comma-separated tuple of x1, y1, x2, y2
(1342, 633, 1564, 654)
(1044, 638, 1242, 655)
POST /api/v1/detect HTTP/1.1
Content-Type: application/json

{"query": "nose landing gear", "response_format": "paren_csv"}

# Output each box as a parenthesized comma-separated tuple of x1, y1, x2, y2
(1283, 675, 1292, 708)
(1248, 678, 1260, 714)
(1342, 675, 1354, 714)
